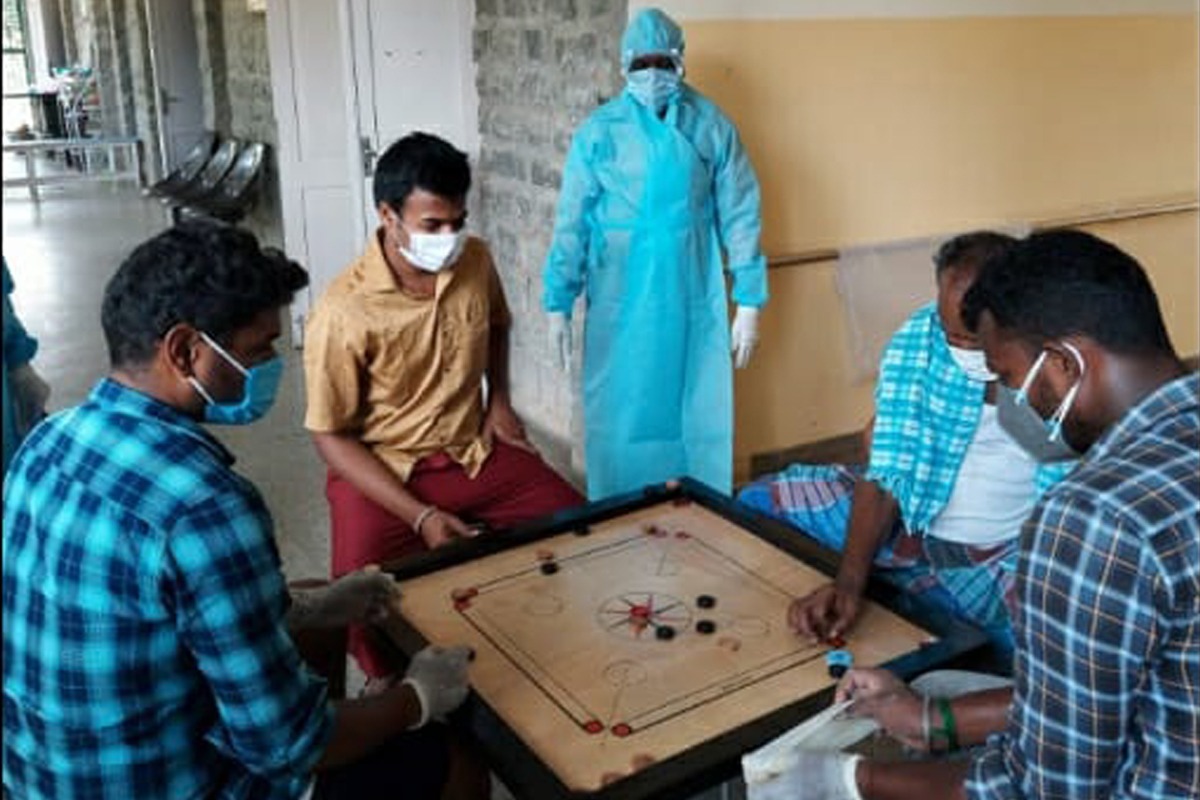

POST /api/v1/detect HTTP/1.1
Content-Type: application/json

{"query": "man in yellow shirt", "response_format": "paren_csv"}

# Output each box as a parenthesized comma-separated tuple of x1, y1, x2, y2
(304, 133, 583, 680)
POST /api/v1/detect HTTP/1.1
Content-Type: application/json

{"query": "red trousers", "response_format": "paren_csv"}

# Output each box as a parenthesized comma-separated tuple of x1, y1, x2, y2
(328, 440, 584, 677)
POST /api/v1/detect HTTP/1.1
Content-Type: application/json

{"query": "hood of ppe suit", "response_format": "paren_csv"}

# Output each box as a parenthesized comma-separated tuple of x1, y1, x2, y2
(620, 8, 685, 72)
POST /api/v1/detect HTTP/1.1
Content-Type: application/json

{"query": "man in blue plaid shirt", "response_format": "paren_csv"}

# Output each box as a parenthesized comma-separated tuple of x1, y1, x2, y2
(3, 222, 482, 799)
(759, 230, 1197, 799)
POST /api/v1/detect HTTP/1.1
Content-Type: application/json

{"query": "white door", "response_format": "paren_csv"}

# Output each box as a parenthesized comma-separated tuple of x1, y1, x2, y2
(346, 0, 479, 240)
(266, 0, 362, 340)
(268, 0, 478, 341)
(144, 0, 206, 172)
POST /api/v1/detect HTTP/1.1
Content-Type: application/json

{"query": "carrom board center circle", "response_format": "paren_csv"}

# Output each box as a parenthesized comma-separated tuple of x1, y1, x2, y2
(597, 591, 693, 640)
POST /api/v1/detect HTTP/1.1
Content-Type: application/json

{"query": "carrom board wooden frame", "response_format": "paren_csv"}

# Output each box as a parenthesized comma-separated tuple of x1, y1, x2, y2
(377, 479, 986, 800)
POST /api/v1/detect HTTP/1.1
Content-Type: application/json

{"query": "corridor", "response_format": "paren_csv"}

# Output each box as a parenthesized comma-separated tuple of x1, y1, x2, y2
(2, 179, 330, 583)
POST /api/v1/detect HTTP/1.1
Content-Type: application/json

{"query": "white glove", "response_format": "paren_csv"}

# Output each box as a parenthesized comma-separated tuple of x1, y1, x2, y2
(547, 311, 572, 374)
(401, 644, 473, 729)
(9, 362, 50, 436)
(746, 750, 862, 800)
(289, 565, 401, 629)
(731, 306, 760, 369)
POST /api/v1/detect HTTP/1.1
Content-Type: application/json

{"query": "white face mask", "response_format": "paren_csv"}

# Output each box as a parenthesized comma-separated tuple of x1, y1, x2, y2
(400, 229, 467, 273)
(626, 67, 682, 111)
(948, 345, 997, 383)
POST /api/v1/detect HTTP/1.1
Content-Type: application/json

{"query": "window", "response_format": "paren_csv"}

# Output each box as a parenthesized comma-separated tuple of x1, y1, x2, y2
(3, 0, 32, 130)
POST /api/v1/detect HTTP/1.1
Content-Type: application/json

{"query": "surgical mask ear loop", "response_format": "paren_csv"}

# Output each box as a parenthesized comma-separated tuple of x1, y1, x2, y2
(1047, 342, 1087, 443)
(1014, 350, 1049, 406)
(188, 376, 216, 405)
(199, 332, 250, 378)
(189, 332, 251, 409)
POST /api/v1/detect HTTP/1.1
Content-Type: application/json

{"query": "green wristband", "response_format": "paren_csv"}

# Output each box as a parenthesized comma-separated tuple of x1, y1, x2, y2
(935, 697, 959, 751)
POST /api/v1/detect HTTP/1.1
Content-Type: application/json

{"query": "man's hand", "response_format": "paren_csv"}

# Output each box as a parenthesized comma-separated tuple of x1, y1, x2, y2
(731, 306, 760, 369)
(746, 751, 862, 800)
(482, 396, 536, 453)
(788, 583, 861, 642)
(836, 668, 927, 751)
(415, 507, 480, 549)
(289, 565, 401, 629)
(401, 644, 473, 729)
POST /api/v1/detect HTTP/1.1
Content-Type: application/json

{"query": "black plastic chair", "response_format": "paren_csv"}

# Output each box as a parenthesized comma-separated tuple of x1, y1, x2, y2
(165, 140, 240, 223)
(147, 132, 217, 199)
(183, 142, 267, 224)
(168, 139, 240, 205)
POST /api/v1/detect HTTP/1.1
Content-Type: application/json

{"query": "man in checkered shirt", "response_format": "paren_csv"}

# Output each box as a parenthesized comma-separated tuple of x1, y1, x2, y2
(760, 230, 1197, 799)
(3, 222, 482, 800)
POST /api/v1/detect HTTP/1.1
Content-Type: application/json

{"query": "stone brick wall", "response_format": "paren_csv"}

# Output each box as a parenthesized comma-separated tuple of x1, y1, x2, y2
(122, 0, 161, 180)
(56, 0, 281, 243)
(104, 0, 135, 136)
(192, 0, 281, 247)
(60, 0, 107, 134)
(192, 0, 231, 133)
(215, 0, 280, 246)
(474, 0, 627, 477)
(58, 0, 76, 63)
(57, 0, 151, 174)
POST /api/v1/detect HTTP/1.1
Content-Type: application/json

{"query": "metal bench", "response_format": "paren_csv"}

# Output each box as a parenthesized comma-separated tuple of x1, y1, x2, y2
(3, 136, 144, 201)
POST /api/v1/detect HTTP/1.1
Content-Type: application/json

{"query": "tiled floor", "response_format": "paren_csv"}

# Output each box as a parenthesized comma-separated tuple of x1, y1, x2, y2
(2, 176, 330, 583)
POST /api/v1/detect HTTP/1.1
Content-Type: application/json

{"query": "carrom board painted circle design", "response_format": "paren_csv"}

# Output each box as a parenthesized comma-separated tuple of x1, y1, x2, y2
(596, 592, 693, 640)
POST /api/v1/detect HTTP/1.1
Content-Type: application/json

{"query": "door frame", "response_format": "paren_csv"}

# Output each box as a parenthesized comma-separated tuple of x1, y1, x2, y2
(267, 0, 479, 341)
(143, 0, 206, 176)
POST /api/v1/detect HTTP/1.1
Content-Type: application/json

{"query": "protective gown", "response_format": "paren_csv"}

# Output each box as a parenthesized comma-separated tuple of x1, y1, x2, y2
(542, 10, 767, 500)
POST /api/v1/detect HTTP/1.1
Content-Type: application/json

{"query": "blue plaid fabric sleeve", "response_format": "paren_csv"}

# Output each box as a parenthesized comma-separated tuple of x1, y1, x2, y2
(968, 373, 1200, 799)
(169, 483, 333, 786)
(3, 379, 333, 799)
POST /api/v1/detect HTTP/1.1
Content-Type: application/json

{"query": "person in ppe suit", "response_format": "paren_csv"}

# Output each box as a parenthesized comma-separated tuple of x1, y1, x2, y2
(542, 7, 768, 500)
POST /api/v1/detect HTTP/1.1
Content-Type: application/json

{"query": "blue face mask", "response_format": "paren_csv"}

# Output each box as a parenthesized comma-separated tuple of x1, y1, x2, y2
(188, 332, 283, 425)
(626, 67, 682, 111)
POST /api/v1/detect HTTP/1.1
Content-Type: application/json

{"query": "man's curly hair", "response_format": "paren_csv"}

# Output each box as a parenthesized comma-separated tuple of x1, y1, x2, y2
(101, 220, 308, 367)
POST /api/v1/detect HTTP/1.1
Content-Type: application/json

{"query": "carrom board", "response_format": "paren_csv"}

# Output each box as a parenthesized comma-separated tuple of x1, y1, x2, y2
(379, 480, 985, 800)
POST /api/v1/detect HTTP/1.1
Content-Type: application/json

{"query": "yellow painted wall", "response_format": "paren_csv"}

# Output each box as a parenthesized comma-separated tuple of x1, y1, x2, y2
(677, 15, 1200, 478)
